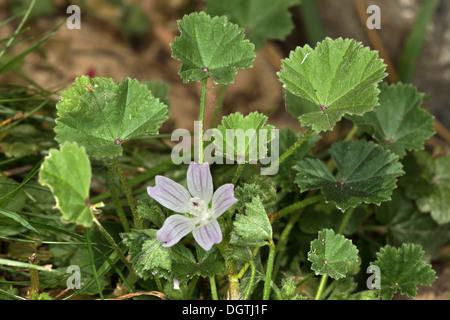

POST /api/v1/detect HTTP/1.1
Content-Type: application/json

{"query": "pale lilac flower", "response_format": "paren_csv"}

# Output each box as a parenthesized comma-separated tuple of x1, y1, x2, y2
(147, 162, 238, 251)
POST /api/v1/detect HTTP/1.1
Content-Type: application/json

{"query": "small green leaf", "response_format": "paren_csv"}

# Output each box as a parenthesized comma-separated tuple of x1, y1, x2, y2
(170, 12, 256, 84)
(231, 197, 272, 247)
(307, 229, 359, 280)
(278, 37, 387, 132)
(54, 76, 169, 158)
(348, 83, 435, 157)
(38, 142, 94, 227)
(400, 152, 450, 225)
(205, 0, 300, 50)
(121, 229, 172, 280)
(212, 112, 275, 163)
(371, 243, 437, 300)
(294, 140, 404, 211)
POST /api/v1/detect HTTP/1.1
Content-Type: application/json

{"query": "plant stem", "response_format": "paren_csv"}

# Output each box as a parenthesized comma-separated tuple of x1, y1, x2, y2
(344, 125, 359, 141)
(197, 78, 208, 164)
(338, 208, 354, 234)
(210, 84, 227, 129)
(278, 194, 324, 219)
(232, 163, 245, 186)
(114, 157, 142, 229)
(86, 228, 104, 300)
(209, 276, 218, 300)
(278, 128, 313, 165)
(91, 214, 134, 273)
(315, 274, 328, 300)
(243, 260, 256, 300)
(296, 272, 315, 288)
(28, 253, 39, 298)
(263, 239, 276, 300)
(108, 160, 131, 233)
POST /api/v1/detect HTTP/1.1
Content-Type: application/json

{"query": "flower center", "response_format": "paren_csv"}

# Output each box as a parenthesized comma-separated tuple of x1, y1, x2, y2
(189, 197, 211, 223)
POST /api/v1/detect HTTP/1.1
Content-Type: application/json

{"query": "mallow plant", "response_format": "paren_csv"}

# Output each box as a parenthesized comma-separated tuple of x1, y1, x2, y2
(32, 7, 446, 301)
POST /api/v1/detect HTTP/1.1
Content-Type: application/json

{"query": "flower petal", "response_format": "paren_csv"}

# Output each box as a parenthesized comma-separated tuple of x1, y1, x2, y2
(192, 219, 222, 251)
(211, 183, 238, 218)
(156, 214, 196, 247)
(187, 162, 213, 202)
(147, 176, 191, 213)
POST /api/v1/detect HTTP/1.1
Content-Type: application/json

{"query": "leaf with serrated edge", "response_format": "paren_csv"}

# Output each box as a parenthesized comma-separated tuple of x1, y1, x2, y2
(371, 243, 436, 300)
(54, 76, 168, 158)
(231, 197, 272, 247)
(170, 12, 255, 84)
(205, 0, 300, 50)
(278, 37, 387, 132)
(212, 112, 275, 163)
(307, 229, 359, 280)
(121, 229, 172, 280)
(294, 140, 404, 212)
(348, 83, 435, 157)
(38, 142, 93, 227)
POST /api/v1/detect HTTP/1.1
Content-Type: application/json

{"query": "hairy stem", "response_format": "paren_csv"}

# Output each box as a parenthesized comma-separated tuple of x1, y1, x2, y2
(114, 157, 142, 229)
(197, 79, 208, 164)
(209, 276, 218, 300)
(315, 274, 328, 300)
(108, 159, 131, 233)
(263, 239, 276, 300)
(28, 253, 39, 298)
(232, 163, 245, 186)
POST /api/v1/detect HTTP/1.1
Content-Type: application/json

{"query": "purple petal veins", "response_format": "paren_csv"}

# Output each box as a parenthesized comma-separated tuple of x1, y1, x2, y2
(148, 162, 238, 250)
(156, 214, 196, 247)
(187, 162, 213, 202)
(211, 184, 238, 219)
(192, 220, 222, 251)
(147, 176, 191, 213)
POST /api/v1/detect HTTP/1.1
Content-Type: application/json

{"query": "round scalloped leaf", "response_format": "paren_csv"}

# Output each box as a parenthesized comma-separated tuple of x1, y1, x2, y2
(170, 12, 256, 84)
(278, 37, 387, 132)
(212, 112, 275, 163)
(348, 83, 435, 157)
(294, 140, 404, 212)
(307, 229, 359, 280)
(54, 76, 169, 158)
(38, 142, 93, 227)
(205, 0, 300, 50)
(371, 243, 436, 300)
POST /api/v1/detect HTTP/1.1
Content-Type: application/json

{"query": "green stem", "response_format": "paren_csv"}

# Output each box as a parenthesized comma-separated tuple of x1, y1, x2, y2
(91, 214, 134, 273)
(28, 253, 39, 298)
(197, 78, 208, 164)
(344, 125, 359, 142)
(86, 228, 104, 300)
(278, 194, 324, 219)
(232, 163, 245, 186)
(296, 272, 315, 288)
(114, 157, 142, 229)
(278, 128, 313, 165)
(338, 208, 354, 234)
(154, 275, 164, 293)
(108, 160, 131, 233)
(209, 276, 218, 300)
(210, 84, 227, 129)
(243, 260, 256, 300)
(315, 274, 328, 300)
(263, 239, 276, 300)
